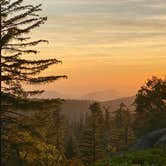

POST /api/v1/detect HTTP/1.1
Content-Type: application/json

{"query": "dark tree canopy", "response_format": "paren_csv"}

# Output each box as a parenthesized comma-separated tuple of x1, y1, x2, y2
(0, 1, 67, 163)
(0, 0, 67, 98)
(135, 76, 166, 113)
(134, 76, 166, 137)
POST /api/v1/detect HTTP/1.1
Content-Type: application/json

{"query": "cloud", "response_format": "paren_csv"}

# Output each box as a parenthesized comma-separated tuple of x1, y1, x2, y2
(30, 0, 166, 50)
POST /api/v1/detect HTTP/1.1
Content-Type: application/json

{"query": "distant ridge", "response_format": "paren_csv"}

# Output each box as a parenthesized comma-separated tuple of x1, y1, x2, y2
(61, 96, 135, 121)
(81, 89, 121, 101)
(32, 91, 65, 99)
(17, 95, 135, 122)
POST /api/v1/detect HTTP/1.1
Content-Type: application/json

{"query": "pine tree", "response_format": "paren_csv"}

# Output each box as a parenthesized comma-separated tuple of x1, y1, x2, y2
(27, 107, 67, 165)
(0, 0, 67, 100)
(79, 121, 93, 165)
(103, 106, 112, 155)
(80, 102, 105, 165)
(47, 108, 66, 154)
(33, 107, 66, 154)
(0, 1, 67, 164)
(110, 103, 135, 152)
(65, 133, 80, 159)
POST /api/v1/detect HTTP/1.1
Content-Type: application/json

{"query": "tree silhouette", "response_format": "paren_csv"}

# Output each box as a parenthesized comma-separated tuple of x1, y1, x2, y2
(80, 102, 105, 165)
(0, 0, 67, 101)
(114, 103, 134, 150)
(0, 1, 67, 164)
(134, 76, 166, 137)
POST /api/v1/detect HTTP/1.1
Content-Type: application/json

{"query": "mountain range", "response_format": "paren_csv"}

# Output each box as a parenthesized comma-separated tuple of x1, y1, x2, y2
(33, 89, 135, 102)
(81, 90, 122, 101)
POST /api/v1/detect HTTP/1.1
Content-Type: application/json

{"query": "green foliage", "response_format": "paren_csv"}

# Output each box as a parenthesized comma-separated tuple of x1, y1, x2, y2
(64, 102, 135, 165)
(110, 103, 135, 153)
(65, 133, 80, 159)
(1, 114, 66, 166)
(93, 148, 166, 166)
(0, 1, 67, 164)
(134, 76, 166, 137)
(2, 75, 165, 166)
(29, 108, 67, 164)
(45, 109, 66, 153)
(80, 102, 105, 165)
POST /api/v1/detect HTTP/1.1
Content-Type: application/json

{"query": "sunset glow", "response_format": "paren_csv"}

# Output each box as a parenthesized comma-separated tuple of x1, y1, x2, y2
(27, 0, 166, 99)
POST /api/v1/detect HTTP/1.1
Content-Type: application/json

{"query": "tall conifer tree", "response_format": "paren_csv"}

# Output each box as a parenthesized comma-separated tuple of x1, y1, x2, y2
(80, 102, 104, 165)
(48, 108, 66, 154)
(0, 0, 66, 101)
(111, 103, 135, 152)
(103, 107, 112, 155)
(0, 1, 67, 165)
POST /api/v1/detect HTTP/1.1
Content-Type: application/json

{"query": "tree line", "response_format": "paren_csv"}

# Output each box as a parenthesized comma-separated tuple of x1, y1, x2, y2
(2, 75, 166, 165)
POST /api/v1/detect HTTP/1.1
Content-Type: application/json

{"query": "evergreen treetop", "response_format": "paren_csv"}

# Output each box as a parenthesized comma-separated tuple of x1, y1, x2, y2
(0, 0, 67, 98)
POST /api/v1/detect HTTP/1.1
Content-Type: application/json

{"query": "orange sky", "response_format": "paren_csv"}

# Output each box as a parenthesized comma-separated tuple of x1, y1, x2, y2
(27, 0, 166, 99)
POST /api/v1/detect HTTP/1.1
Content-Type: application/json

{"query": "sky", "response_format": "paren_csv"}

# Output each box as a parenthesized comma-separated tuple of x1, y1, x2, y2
(27, 0, 166, 99)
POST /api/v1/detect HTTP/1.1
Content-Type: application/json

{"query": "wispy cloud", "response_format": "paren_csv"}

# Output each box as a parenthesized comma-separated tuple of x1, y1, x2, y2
(27, 0, 166, 97)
